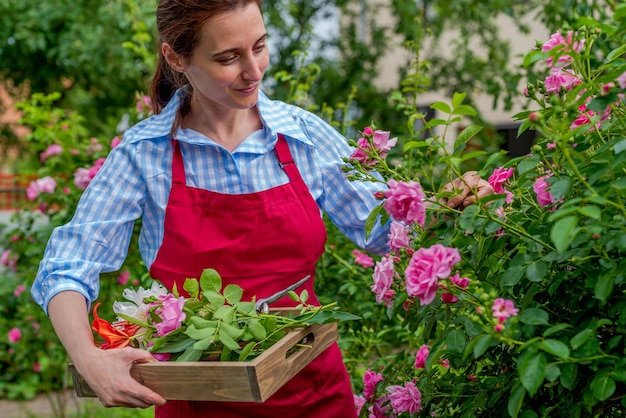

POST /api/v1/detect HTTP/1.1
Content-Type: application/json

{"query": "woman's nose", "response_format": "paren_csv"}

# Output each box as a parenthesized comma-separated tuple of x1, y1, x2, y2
(242, 57, 264, 81)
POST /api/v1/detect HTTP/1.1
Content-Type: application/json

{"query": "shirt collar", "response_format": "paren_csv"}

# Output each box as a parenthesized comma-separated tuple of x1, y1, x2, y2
(124, 88, 314, 147)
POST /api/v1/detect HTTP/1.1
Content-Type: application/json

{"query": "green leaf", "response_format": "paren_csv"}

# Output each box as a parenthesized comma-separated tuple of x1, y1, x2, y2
(452, 104, 478, 116)
(183, 278, 200, 299)
(200, 268, 222, 294)
(176, 347, 203, 362)
(578, 205, 602, 220)
(300, 289, 309, 303)
(538, 339, 570, 360)
(508, 384, 526, 418)
(193, 336, 214, 351)
(451, 91, 467, 108)
(501, 265, 525, 287)
(220, 346, 232, 361)
(204, 291, 226, 308)
(446, 330, 466, 353)
(560, 363, 578, 390)
(543, 323, 571, 337)
(473, 334, 494, 358)
(518, 308, 550, 326)
(152, 337, 195, 354)
(570, 329, 593, 350)
(591, 374, 616, 402)
(454, 124, 483, 149)
(607, 44, 626, 62)
(430, 101, 452, 114)
(365, 205, 384, 241)
(551, 216, 578, 253)
(246, 319, 267, 340)
(519, 351, 546, 397)
(594, 273, 615, 305)
(220, 322, 244, 340)
(223, 284, 243, 305)
(526, 261, 547, 282)
(238, 341, 256, 361)
(184, 325, 216, 341)
(549, 177, 572, 200)
(213, 305, 236, 322)
(613, 139, 626, 154)
(544, 363, 561, 383)
(218, 329, 242, 351)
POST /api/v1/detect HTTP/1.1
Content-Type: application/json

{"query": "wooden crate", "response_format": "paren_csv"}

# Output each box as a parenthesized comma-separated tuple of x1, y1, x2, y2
(69, 322, 337, 402)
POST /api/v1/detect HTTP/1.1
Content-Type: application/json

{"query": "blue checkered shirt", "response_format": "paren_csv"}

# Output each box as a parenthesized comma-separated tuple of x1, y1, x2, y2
(31, 90, 390, 313)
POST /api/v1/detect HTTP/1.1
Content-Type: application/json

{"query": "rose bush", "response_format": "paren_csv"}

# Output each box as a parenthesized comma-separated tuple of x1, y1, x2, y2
(343, 9, 626, 418)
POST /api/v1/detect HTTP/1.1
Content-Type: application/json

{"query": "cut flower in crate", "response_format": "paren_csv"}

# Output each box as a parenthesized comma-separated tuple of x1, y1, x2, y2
(344, 10, 626, 418)
(91, 268, 359, 362)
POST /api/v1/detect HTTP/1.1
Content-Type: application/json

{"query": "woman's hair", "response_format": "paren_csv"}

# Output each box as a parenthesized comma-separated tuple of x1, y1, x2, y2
(149, 0, 262, 120)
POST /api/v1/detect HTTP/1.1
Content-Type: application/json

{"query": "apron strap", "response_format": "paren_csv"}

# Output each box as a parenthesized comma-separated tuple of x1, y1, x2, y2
(274, 134, 304, 184)
(171, 139, 186, 185)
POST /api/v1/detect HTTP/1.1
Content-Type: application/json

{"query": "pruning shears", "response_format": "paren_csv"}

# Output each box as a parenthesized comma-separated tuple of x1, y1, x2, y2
(254, 275, 311, 314)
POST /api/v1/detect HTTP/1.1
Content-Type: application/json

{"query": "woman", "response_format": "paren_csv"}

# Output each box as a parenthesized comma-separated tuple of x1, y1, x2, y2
(31, 1, 492, 416)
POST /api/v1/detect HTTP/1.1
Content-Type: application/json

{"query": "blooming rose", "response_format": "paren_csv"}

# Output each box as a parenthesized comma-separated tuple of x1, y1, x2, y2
(382, 179, 426, 227)
(541, 31, 584, 67)
(152, 294, 186, 336)
(441, 273, 470, 304)
(371, 255, 398, 305)
(533, 175, 555, 207)
(40, 144, 63, 162)
(414, 344, 430, 369)
(488, 167, 514, 204)
(26, 176, 57, 201)
(617, 71, 626, 89)
(352, 249, 374, 268)
(388, 221, 411, 253)
(8, 327, 22, 343)
(544, 69, 580, 93)
(349, 128, 398, 166)
(74, 158, 106, 190)
(354, 394, 366, 415)
(110, 136, 122, 148)
(387, 381, 422, 414)
(13, 284, 26, 297)
(363, 369, 384, 400)
(1, 249, 18, 271)
(404, 244, 461, 305)
(492, 298, 519, 322)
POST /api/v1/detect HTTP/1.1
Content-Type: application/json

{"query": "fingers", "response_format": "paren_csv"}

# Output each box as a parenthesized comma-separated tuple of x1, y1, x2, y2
(441, 171, 494, 209)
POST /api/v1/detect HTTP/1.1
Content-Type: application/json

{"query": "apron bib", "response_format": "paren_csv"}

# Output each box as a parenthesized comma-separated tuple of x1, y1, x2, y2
(150, 134, 357, 418)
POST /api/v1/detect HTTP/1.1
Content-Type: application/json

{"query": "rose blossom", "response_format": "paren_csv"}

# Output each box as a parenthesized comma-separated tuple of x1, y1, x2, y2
(541, 31, 584, 67)
(363, 369, 384, 400)
(349, 128, 398, 166)
(110, 136, 122, 148)
(352, 249, 374, 268)
(533, 175, 555, 207)
(354, 394, 366, 415)
(404, 244, 461, 305)
(13, 284, 26, 297)
(544, 69, 580, 94)
(387, 381, 422, 414)
(388, 221, 411, 253)
(152, 294, 186, 336)
(371, 255, 398, 305)
(382, 179, 426, 227)
(26, 176, 57, 201)
(487, 167, 514, 203)
(117, 271, 131, 286)
(40, 144, 63, 162)
(441, 273, 470, 304)
(368, 395, 391, 418)
(492, 298, 519, 322)
(617, 71, 626, 89)
(1, 249, 18, 271)
(8, 327, 22, 343)
(74, 158, 106, 190)
(414, 344, 430, 369)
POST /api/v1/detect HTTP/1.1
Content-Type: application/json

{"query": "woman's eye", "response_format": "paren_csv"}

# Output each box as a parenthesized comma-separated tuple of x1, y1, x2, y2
(254, 44, 266, 53)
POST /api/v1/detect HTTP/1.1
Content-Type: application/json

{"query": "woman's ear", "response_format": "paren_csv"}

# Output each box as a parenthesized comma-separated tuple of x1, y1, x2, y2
(162, 43, 186, 73)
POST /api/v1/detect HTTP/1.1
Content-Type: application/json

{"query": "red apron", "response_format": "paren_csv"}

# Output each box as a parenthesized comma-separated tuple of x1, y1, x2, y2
(150, 134, 357, 418)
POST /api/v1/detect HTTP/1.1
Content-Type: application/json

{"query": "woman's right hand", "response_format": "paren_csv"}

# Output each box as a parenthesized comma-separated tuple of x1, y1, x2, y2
(73, 345, 166, 408)
(48, 291, 166, 408)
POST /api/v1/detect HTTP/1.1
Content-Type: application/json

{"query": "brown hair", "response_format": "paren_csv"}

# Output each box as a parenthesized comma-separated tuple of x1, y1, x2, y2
(149, 0, 262, 126)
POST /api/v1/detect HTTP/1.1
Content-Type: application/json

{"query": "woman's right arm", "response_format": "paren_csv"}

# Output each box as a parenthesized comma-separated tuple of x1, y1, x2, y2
(48, 291, 166, 408)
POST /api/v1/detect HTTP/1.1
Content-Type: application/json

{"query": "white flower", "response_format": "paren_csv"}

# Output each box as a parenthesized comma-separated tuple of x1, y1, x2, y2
(113, 282, 168, 322)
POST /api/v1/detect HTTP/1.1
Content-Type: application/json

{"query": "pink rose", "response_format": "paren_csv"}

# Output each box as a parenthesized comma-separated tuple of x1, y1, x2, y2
(110, 136, 122, 148)
(352, 249, 374, 268)
(40, 144, 63, 162)
(404, 244, 461, 305)
(533, 175, 555, 207)
(371, 255, 398, 305)
(441, 273, 470, 304)
(349, 128, 398, 166)
(487, 167, 514, 204)
(8, 327, 22, 343)
(117, 271, 131, 286)
(152, 294, 186, 336)
(26, 176, 57, 201)
(617, 71, 626, 89)
(414, 344, 430, 369)
(544, 69, 580, 94)
(541, 31, 584, 67)
(388, 221, 411, 253)
(387, 381, 422, 414)
(492, 298, 519, 322)
(13, 284, 26, 297)
(354, 394, 366, 415)
(382, 179, 426, 227)
(73, 168, 91, 190)
(363, 369, 384, 400)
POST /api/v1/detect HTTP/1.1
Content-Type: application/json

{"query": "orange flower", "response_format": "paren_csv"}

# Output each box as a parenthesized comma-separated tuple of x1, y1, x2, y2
(91, 302, 141, 349)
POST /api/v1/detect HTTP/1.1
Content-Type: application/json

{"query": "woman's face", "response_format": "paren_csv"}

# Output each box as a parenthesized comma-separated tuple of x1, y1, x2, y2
(177, 4, 269, 111)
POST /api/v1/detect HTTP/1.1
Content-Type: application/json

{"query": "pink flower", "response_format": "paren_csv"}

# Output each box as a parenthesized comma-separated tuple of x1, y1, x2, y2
(354, 394, 366, 415)
(441, 273, 470, 304)
(13, 284, 26, 297)
(541, 31, 584, 67)
(533, 175, 555, 207)
(40, 144, 63, 162)
(495, 323, 505, 333)
(110, 136, 122, 148)
(353, 249, 375, 268)
(404, 244, 461, 305)
(368, 395, 391, 418)
(33, 363, 42, 373)
(617, 71, 626, 89)
(363, 369, 384, 400)
(349, 128, 398, 166)
(492, 298, 519, 322)
(487, 167, 514, 203)
(117, 271, 131, 286)
(151, 294, 186, 336)
(86, 137, 103, 154)
(544, 69, 580, 94)
(74, 158, 106, 190)
(371, 255, 398, 305)
(387, 381, 422, 414)
(1, 249, 18, 271)
(26, 176, 57, 200)
(136, 95, 152, 114)
(8, 327, 22, 343)
(382, 179, 426, 227)
(388, 221, 411, 253)
(414, 344, 430, 369)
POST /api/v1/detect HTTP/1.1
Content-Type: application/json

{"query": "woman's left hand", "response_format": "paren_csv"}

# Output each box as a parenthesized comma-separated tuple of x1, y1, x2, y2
(441, 171, 494, 210)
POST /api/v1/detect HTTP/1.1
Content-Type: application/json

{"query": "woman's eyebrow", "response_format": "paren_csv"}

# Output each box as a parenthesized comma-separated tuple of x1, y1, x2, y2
(212, 33, 268, 58)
